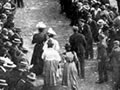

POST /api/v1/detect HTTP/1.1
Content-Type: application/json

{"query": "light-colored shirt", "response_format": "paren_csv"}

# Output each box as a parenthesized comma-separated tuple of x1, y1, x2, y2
(43, 38, 60, 51)
(42, 48, 61, 62)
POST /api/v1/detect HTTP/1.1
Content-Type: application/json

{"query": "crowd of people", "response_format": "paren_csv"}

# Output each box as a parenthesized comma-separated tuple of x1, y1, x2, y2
(0, 0, 39, 90)
(1, 0, 120, 90)
(59, 0, 120, 90)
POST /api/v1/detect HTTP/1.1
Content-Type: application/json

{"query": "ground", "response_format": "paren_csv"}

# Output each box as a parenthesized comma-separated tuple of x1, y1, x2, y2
(14, 0, 117, 89)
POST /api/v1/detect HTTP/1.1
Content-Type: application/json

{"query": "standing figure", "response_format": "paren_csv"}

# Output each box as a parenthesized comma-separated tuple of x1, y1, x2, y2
(43, 28, 60, 51)
(69, 26, 87, 79)
(62, 43, 79, 90)
(96, 34, 108, 84)
(78, 19, 93, 59)
(110, 40, 120, 90)
(42, 40, 61, 86)
(31, 22, 47, 75)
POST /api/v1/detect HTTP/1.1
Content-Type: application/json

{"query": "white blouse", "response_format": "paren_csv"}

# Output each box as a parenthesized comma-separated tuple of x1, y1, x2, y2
(42, 48, 61, 62)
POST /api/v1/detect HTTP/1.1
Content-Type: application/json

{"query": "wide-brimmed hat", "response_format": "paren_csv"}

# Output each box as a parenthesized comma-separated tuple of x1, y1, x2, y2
(27, 72, 36, 81)
(97, 19, 106, 25)
(0, 57, 13, 64)
(3, 62, 16, 69)
(12, 38, 21, 44)
(47, 28, 57, 36)
(113, 40, 120, 45)
(36, 22, 46, 29)
(0, 79, 8, 86)
(3, 2, 12, 10)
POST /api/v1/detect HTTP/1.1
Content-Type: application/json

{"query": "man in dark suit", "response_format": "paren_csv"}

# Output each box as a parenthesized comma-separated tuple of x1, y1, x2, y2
(69, 26, 87, 78)
(78, 19, 93, 59)
(87, 14, 99, 42)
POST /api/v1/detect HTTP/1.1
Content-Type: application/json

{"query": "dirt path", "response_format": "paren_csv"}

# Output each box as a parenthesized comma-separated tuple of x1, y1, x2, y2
(14, 0, 116, 89)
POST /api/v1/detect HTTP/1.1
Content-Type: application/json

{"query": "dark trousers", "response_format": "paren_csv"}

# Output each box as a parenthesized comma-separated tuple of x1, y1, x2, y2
(98, 59, 108, 82)
(76, 53, 85, 79)
(14, 0, 24, 8)
(85, 45, 93, 59)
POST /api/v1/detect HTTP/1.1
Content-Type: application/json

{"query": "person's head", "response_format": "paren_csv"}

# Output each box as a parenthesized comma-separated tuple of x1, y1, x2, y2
(47, 28, 56, 38)
(113, 40, 120, 48)
(47, 39, 53, 48)
(87, 13, 92, 22)
(12, 38, 21, 46)
(78, 19, 85, 27)
(65, 43, 71, 51)
(72, 26, 79, 33)
(36, 22, 46, 32)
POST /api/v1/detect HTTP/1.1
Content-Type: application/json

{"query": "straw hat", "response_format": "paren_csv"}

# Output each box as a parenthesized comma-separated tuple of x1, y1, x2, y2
(47, 28, 57, 36)
(12, 38, 21, 44)
(0, 57, 13, 65)
(3, 2, 12, 10)
(113, 40, 120, 45)
(27, 72, 36, 81)
(36, 22, 46, 29)
(0, 79, 8, 86)
(3, 63, 16, 69)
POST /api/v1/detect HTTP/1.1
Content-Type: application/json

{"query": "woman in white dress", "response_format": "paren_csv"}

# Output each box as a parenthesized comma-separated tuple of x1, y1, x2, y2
(42, 40, 61, 86)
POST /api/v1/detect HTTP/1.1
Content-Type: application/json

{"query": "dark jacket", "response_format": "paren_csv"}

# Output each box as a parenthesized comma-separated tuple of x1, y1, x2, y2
(69, 32, 87, 55)
(82, 24, 93, 45)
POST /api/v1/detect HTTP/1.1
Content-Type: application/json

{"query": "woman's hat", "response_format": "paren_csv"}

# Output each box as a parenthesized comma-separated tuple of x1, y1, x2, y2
(12, 38, 21, 44)
(47, 28, 57, 36)
(27, 72, 36, 81)
(36, 22, 46, 29)
(0, 79, 8, 86)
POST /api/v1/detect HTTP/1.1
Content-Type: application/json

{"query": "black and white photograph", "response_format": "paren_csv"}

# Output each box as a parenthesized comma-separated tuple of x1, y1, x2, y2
(0, 0, 119, 90)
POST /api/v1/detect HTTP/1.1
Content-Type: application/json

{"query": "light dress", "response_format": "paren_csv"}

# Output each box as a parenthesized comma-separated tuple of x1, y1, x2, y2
(42, 48, 61, 86)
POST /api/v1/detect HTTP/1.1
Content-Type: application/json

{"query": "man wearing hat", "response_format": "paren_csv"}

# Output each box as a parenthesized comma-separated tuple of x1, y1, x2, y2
(69, 26, 87, 78)
(109, 40, 120, 90)
(78, 18, 93, 60)
(16, 72, 37, 90)
(9, 38, 24, 65)
(96, 34, 108, 84)
(43, 27, 60, 51)
(31, 22, 47, 75)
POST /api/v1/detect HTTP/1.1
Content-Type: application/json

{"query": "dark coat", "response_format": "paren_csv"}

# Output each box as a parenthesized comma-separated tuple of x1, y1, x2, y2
(81, 24, 93, 45)
(31, 32, 47, 75)
(16, 79, 35, 90)
(69, 32, 87, 55)
(110, 47, 120, 86)
(87, 19, 98, 42)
